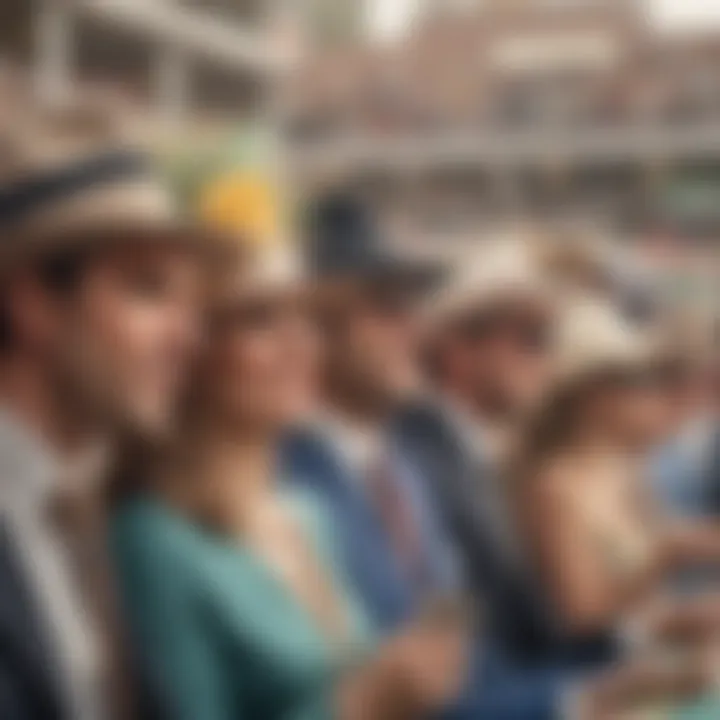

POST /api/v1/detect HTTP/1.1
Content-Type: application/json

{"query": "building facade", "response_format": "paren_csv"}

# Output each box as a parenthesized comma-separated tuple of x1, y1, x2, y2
(0, 0, 293, 124)
(288, 0, 720, 246)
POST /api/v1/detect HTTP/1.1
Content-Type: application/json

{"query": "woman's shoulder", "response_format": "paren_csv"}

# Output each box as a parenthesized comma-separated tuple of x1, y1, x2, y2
(113, 494, 186, 540)
(111, 495, 207, 581)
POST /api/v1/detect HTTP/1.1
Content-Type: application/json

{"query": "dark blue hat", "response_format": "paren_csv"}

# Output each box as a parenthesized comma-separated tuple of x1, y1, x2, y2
(304, 192, 443, 290)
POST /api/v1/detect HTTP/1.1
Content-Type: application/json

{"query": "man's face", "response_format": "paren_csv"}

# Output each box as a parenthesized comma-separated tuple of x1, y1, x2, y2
(54, 244, 204, 437)
(326, 281, 422, 409)
(448, 304, 553, 419)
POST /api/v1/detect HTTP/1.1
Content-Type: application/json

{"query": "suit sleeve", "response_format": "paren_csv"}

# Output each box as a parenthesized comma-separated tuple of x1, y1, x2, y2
(112, 514, 244, 720)
(447, 640, 583, 720)
(0, 655, 31, 720)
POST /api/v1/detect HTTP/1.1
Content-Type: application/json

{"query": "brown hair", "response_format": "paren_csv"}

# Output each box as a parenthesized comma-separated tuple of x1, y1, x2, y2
(0, 244, 94, 353)
(512, 379, 588, 482)
(512, 366, 645, 487)
(513, 359, 667, 491)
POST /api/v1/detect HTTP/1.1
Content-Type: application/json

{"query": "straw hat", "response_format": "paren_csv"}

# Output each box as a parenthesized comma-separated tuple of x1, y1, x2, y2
(552, 299, 658, 385)
(423, 235, 552, 328)
(0, 103, 226, 273)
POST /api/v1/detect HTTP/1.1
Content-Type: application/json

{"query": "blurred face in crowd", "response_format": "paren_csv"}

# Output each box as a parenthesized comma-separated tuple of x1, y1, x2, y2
(579, 370, 671, 450)
(712, 360, 720, 410)
(655, 361, 713, 433)
(439, 300, 553, 420)
(321, 280, 422, 413)
(198, 294, 319, 434)
(5, 242, 204, 438)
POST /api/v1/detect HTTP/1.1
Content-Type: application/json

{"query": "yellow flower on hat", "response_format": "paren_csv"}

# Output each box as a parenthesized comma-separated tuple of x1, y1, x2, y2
(198, 171, 281, 248)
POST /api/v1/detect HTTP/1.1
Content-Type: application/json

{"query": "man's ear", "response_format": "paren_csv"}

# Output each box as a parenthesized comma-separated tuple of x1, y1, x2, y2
(444, 332, 470, 376)
(4, 271, 67, 353)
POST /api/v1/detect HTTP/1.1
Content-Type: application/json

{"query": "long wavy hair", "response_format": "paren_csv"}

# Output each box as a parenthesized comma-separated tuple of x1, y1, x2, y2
(510, 364, 650, 495)
(511, 362, 664, 494)
(511, 378, 589, 483)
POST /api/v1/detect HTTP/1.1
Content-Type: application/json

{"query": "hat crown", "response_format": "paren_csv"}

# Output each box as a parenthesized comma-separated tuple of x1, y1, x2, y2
(553, 300, 652, 382)
(0, 104, 196, 273)
(0, 101, 138, 182)
(424, 236, 550, 327)
(305, 193, 382, 276)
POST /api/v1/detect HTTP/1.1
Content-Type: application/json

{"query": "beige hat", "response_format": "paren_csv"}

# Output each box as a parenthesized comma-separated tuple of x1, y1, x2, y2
(534, 225, 617, 288)
(0, 104, 225, 273)
(210, 243, 305, 312)
(180, 129, 305, 310)
(423, 235, 553, 327)
(553, 300, 657, 385)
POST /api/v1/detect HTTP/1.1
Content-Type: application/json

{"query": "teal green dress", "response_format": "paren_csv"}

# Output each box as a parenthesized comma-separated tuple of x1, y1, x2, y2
(673, 695, 720, 720)
(112, 492, 372, 720)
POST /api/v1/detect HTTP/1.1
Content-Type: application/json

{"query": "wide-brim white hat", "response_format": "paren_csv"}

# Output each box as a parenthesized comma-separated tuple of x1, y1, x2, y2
(423, 235, 553, 328)
(552, 299, 658, 385)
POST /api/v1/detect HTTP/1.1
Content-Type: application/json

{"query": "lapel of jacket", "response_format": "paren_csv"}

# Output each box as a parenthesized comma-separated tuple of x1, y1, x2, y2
(286, 430, 401, 547)
(705, 423, 720, 514)
(396, 404, 518, 576)
(0, 520, 69, 720)
(283, 431, 415, 620)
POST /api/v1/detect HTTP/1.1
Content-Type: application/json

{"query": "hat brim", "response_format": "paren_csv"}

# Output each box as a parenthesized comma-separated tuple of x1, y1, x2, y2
(0, 217, 237, 276)
(313, 255, 445, 303)
(363, 255, 445, 291)
(210, 282, 312, 320)
(425, 281, 555, 331)
(553, 334, 661, 389)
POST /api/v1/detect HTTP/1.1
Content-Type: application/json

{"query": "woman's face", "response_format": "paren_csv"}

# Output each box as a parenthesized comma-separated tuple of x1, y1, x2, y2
(202, 295, 320, 432)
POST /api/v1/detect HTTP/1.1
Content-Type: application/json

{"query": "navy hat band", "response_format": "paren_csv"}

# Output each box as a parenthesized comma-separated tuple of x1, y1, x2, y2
(0, 149, 151, 229)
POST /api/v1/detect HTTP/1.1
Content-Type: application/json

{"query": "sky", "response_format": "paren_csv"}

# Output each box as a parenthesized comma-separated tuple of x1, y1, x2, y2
(367, 0, 416, 39)
(368, 0, 720, 40)
(655, 0, 720, 28)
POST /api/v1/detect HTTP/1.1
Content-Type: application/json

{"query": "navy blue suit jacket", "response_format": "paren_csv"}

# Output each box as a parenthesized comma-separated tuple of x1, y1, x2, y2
(393, 402, 617, 668)
(705, 424, 720, 515)
(282, 429, 414, 632)
(0, 523, 66, 720)
(282, 427, 585, 720)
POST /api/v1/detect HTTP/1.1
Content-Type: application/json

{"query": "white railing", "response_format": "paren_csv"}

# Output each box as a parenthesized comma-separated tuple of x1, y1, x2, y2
(291, 123, 720, 172)
(71, 0, 288, 73)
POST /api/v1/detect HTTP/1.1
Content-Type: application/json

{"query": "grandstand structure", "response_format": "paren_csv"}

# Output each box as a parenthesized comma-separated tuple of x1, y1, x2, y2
(0, 0, 295, 124)
(288, 0, 720, 240)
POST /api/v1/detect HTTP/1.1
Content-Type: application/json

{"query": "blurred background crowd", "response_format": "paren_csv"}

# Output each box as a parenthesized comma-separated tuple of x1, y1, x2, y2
(0, 1, 720, 719)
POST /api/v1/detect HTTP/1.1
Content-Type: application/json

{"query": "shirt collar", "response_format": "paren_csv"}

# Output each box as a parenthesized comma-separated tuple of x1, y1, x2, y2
(433, 394, 490, 459)
(434, 392, 517, 469)
(311, 410, 387, 479)
(0, 405, 57, 512)
(0, 405, 110, 515)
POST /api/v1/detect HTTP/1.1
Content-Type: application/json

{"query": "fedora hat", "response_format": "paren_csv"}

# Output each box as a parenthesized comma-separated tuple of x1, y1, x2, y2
(0, 104, 226, 274)
(304, 192, 444, 296)
(423, 234, 553, 329)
